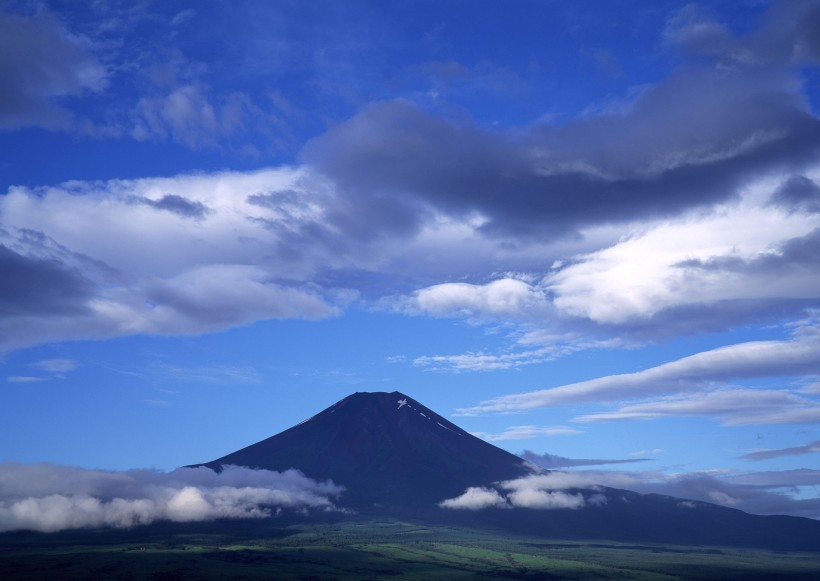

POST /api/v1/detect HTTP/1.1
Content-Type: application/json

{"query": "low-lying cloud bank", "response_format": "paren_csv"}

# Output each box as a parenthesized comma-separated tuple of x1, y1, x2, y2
(439, 473, 601, 511)
(0, 464, 344, 533)
(438, 468, 820, 519)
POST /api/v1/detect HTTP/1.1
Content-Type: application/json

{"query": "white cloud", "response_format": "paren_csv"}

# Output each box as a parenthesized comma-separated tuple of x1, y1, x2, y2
(414, 347, 557, 372)
(456, 320, 820, 415)
(131, 85, 277, 150)
(575, 388, 820, 425)
(6, 376, 46, 383)
(439, 473, 590, 511)
(547, 183, 820, 325)
(0, 167, 345, 352)
(407, 277, 551, 320)
(438, 486, 508, 510)
(471, 425, 582, 441)
(440, 467, 820, 519)
(0, 464, 344, 533)
(505, 487, 585, 510)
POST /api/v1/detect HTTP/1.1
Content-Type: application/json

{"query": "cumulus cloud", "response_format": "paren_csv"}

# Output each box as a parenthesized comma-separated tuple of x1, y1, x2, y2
(438, 487, 508, 510)
(547, 189, 820, 327)
(439, 473, 590, 511)
(0, 464, 344, 533)
(0, 168, 346, 352)
(406, 278, 550, 319)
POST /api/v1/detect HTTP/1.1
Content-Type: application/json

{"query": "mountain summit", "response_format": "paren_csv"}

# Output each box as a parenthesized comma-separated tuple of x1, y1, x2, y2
(191, 391, 530, 509)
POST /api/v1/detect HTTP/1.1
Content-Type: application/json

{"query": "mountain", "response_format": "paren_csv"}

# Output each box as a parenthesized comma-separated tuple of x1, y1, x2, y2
(190, 391, 820, 550)
(191, 391, 531, 509)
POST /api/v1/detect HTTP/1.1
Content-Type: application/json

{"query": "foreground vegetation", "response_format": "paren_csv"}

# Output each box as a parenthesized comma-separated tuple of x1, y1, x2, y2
(2, 517, 819, 580)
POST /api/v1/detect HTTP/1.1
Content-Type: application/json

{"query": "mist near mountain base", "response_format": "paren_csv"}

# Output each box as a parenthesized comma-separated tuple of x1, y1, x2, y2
(0, 463, 344, 533)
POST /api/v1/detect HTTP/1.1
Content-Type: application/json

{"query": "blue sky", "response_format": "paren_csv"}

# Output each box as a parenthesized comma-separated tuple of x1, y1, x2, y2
(1, 0, 820, 524)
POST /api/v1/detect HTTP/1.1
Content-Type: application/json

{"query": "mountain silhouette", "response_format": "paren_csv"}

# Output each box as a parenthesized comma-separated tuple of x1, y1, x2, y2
(192, 391, 530, 509)
(191, 391, 820, 550)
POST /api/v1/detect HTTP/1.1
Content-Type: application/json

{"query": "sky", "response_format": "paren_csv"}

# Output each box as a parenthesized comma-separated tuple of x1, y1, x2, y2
(1, 0, 820, 530)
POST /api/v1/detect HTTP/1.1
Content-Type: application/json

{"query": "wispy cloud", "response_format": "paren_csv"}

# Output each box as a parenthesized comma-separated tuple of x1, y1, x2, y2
(6, 376, 46, 383)
(31, 358, 78, 374)
(575, 388, 820, 425)
(471, 425, 582, 442)
(740, 439, 820, 461)
(0, 464, 344, 533)
(160, 364, 263, 385)
(520, 450, 651, 468)
(456, 319, 820, 416)
(414, 347, 557, 372)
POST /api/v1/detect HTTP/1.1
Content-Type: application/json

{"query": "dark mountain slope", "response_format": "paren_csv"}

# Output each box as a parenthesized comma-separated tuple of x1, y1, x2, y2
(191, 391, 531, 509)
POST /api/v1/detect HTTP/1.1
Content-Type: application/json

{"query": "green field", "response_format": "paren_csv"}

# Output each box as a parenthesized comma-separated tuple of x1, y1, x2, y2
(2, 518, 819, 580)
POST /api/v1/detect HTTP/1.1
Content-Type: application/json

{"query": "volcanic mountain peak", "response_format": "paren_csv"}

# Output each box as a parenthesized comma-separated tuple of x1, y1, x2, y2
(192, 390, 531, 509)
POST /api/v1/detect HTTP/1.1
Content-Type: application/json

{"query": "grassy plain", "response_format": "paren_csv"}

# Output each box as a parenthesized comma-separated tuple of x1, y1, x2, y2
(2, 517, 819, 580)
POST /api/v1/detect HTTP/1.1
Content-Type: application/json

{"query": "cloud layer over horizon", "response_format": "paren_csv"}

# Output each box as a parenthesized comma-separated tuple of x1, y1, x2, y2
(0, 464, 344, 533)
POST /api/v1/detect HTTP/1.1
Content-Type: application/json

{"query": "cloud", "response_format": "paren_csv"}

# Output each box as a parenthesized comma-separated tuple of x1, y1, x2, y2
(0, 464, 344, 533)
(31, 358, 78, 374)
(0, 10, 108, 130)
(438, 486, 507, 510)
(304, 52, 820, 240)
(2, 2, 820, 358)
(131, 85, 281, 151)
(575, 388, 820, 426)
(406, 278, 551, 319)
(664, 1, 820, 68)
(519, 450, 651, 469)
(0, 168, 346, 352)
(630, 469, 820, 520)
(159, 363, 261, 385)
(413, 347, 557, 372)
(439, 473, 589, 511)
(137, 194, 211, 219)
(0, 243, 94, 318)
(740, 439, 820, 461)
(5, 358, 80, 384)
(769, 175, 820, 213)
(445, 466, 820, 519)
(456, 320, 820, 415)
(471, 426, 582, 442)
(6, 376, 46, 384)
(547, 193, 820, 328)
